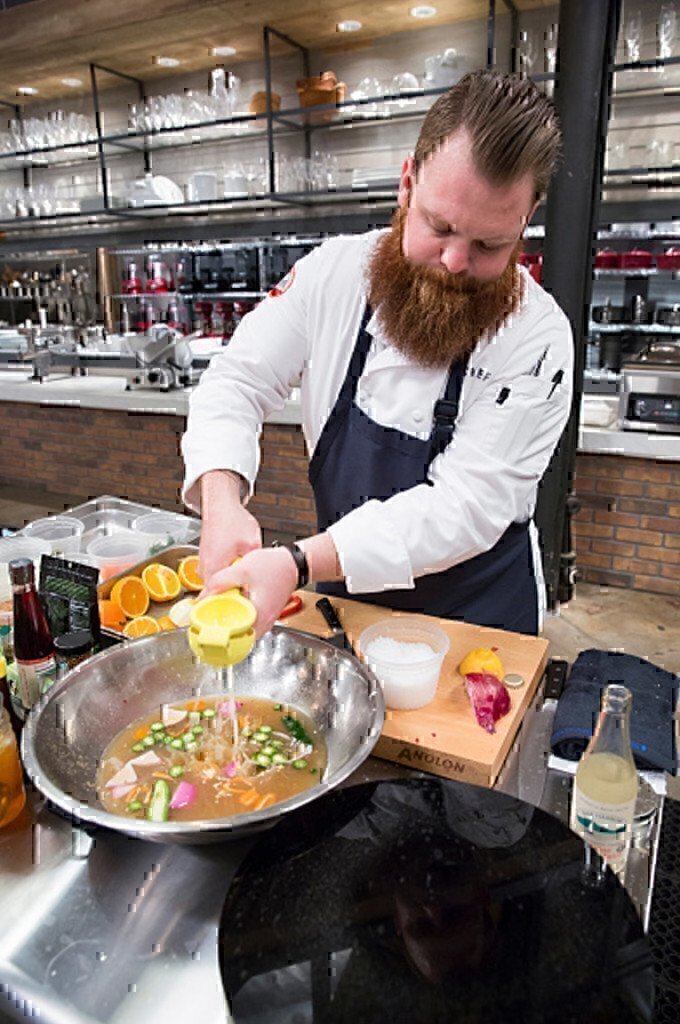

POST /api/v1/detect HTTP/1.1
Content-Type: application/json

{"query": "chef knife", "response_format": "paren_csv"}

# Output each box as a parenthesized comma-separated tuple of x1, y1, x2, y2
(315, 597, 357, 658)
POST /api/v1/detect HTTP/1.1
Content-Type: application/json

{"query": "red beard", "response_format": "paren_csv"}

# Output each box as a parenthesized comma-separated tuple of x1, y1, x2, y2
(367, 208, 521, 369)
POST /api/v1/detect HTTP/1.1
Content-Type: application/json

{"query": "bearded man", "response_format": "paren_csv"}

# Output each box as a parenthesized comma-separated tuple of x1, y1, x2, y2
(182, 70, 573, 637)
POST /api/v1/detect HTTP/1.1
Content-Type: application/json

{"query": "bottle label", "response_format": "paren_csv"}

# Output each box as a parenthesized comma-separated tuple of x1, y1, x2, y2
(572, 786, 636, 859)
(15, 656, 57, 712)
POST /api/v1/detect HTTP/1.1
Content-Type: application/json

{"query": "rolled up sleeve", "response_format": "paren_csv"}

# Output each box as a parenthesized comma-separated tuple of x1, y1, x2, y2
(181, 255, 315, 513)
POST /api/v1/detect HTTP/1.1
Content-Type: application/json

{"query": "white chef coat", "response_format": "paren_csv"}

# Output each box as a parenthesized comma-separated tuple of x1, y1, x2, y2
(182, 230, 573, 596)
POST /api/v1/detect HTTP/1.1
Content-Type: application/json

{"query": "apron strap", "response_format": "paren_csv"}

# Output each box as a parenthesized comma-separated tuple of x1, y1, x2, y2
(428, 358, 467, 464)
(336, 304, 374, 407)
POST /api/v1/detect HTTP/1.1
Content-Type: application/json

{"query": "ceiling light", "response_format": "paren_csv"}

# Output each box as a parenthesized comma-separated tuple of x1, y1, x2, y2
(153, 56, 180, 68)
(410, 5, 437, 17)
(61, 77, 83, 88)
(336, 20, 362, 32)
(212, 46, 237, 57)
(17, 86, 38, 95)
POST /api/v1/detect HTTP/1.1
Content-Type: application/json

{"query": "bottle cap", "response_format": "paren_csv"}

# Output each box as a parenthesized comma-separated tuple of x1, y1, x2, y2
(8, 558, 34, 585)
(53, 630, 93, 657)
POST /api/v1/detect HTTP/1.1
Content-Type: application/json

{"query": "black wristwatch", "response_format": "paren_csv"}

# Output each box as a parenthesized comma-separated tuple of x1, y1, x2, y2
(275, 542, 310, 588)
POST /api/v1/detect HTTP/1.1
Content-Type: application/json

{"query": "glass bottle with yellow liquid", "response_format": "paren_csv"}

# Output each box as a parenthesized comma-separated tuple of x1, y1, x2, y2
(570, 684, 639, 877)
(0, 692, 26, 828)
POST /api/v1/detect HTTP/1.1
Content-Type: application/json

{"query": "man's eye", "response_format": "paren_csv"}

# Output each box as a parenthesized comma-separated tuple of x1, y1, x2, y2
(477, 241, 503, 253)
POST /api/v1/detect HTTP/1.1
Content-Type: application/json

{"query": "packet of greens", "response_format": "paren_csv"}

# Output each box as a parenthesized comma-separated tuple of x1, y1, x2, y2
(39, 556, 101, 645)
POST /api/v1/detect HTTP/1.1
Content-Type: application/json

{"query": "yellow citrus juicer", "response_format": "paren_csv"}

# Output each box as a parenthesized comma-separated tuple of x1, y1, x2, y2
(188, 590, 257, 668)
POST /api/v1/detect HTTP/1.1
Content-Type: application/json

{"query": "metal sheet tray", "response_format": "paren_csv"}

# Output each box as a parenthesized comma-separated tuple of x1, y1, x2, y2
(98, 543, 200, 639)
(63, 495, 201, 552)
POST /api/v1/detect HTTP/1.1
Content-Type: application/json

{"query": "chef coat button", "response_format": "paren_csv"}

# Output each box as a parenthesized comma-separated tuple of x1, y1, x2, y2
(413, 410, 424, 423)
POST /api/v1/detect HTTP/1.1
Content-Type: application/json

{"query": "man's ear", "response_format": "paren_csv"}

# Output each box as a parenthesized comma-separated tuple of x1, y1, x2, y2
(397, 154, 415, 209)
(525, 198, 540, 229)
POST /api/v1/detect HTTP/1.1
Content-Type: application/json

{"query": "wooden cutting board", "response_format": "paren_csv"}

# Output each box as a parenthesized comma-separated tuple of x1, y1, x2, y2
(284, 593, 549, 788)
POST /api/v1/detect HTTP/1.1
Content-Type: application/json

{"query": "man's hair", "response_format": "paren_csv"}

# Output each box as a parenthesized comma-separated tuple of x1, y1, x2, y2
(413, 69, 562, 198)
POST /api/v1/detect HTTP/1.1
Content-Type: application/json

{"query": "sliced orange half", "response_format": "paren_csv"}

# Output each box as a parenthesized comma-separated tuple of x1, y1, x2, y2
(110, 576, 150, 619)
(157, 616, 176, 631)
(98, 598, 127, 631)
(141, 563, 181, 602)
(177, 555, 203, 592)
(123, 615, 160, 638)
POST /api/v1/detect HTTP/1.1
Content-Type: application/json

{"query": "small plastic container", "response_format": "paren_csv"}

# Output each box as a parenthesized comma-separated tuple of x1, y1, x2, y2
(0, 536, 51, 603)
(358, 618, 450, 711)
(86, 533, 148, 582)
(131, 512, 192, 555)
(21, 516, 84, 557)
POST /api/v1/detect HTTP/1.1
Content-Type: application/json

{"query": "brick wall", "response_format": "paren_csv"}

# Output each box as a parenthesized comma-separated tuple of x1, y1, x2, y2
(0, 402, 317, 536)
(574, 453, 680, 597)
(0, 403, 186, 510)
(249, 425, 317, 538)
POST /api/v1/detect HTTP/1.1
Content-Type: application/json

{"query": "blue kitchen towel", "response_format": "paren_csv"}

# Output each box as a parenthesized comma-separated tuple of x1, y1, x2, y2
(550, 648, 678, 774)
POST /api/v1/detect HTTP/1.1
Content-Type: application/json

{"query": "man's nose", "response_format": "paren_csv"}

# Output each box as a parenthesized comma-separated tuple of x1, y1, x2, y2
(440, 239, 469, 275)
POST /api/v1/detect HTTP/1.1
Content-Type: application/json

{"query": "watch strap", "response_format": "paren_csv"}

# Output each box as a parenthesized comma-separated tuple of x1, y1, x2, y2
(276, 542, 309, 589)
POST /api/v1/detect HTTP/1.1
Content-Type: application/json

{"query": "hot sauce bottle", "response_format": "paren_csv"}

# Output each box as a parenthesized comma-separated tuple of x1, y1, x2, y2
(9, 558, 56, 718)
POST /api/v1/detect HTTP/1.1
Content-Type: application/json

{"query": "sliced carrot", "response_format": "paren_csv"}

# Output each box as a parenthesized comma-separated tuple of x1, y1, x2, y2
(184, 700, 206, 712)
(254, 793, 276, 812)
(238, 789, 259, 807)
(133, 727, 147, 741)
(228, 778, 254, 793)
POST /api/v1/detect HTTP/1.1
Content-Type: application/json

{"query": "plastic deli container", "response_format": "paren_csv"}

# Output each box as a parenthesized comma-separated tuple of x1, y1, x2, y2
(86, 533, 148, 582)
(131, 512, 192, 555)
(0, 536, 51, 603)
(21, 516, 84, 556)
(358, 618, 450, 711)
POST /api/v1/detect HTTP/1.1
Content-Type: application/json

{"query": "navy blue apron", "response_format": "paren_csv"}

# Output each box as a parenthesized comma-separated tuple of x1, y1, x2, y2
(309, 306, 539, 635)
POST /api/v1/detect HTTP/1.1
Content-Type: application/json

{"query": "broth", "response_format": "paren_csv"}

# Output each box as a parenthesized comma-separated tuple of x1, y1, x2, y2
(97, 695, 325, 823)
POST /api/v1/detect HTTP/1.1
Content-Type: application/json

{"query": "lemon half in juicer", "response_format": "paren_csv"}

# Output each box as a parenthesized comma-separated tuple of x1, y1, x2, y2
(188, 590, 257, 668)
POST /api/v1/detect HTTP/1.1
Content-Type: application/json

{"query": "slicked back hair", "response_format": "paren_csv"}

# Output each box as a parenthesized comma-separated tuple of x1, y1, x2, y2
(413, 69, 562, 199)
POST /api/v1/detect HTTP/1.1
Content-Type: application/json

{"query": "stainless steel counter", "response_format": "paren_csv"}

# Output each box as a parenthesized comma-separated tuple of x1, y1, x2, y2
(0, 693, 665, 1024)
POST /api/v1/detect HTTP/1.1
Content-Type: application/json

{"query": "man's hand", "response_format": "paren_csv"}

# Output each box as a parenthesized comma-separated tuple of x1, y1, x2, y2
(198, 469, 262, 582)
(200, 547, 298, 638)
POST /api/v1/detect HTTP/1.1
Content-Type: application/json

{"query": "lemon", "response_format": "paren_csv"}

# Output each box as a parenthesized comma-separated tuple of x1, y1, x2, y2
(458, 647, 504, 680)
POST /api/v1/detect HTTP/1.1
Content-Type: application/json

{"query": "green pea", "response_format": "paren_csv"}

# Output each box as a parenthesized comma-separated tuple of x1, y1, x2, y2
(131, 743, 144, 754)
(202, 708, 216, 719)
(127, 801, 143, 813)
(170, 738, 184, 750)
(252, 731, 268, 744)
(241, 727, 253, 738)
(150, 722, 164, 732)
(272, 753, 287, 765)
(261, 745, 276, 757)
(184, 741, 198, 753)
(169, 765, 184, 778)
(142, 735, 155, 748)
(255, 753, 272, 768)
(292, 759, 308, 770)
(191, 725, 204, 736)
(272, 704, 282, 711)
(270, 739, 284, 750)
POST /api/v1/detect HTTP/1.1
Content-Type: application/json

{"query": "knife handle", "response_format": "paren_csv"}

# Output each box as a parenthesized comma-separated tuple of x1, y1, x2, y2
(315, 597, 344, 633)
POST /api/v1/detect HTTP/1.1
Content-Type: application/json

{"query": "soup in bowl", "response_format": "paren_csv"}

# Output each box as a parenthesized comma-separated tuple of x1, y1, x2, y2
(21, 626, 384, 844)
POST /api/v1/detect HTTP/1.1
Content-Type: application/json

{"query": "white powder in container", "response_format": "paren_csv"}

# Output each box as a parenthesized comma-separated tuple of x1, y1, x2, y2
(361, 625, 449, 711)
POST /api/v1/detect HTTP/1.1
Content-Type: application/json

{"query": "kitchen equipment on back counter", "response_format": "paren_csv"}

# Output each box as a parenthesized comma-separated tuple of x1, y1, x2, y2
(123, 324, 196, 391)
(594, 248, 622, 269)
(656, 305, 680, 327)
(622, 340, 680, 433)
(21, 624, 383, 843)
(656, 247, 680, 271)
(620, 248, 654, 270)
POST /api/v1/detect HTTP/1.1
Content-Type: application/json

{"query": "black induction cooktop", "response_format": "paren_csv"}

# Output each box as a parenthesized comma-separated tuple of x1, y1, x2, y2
(219, 778, 653, 1024)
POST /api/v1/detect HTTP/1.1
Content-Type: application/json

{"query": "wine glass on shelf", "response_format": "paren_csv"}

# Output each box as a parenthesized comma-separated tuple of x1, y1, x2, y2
(657, 1, 677, 59)
(623, 7, 644, 63)
(517, 30, 537, 78)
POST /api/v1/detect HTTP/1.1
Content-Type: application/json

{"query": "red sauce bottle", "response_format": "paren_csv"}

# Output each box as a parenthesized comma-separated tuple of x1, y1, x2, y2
(9, 558, 56, 718)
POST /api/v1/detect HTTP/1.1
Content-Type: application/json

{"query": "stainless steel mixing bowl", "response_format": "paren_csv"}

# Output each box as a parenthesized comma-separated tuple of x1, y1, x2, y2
(22, 626, 384, 844)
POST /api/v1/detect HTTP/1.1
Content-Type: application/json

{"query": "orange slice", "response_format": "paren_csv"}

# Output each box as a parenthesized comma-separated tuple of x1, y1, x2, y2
(98, 598, 127, 631)
(157, 616, 176, 631)
(123, 615, 160, 638)
(169, 597, 196, 627)
(110, 576, 150, 618)
(177, 555, 203, 592)
(141, 563, 181, 602)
